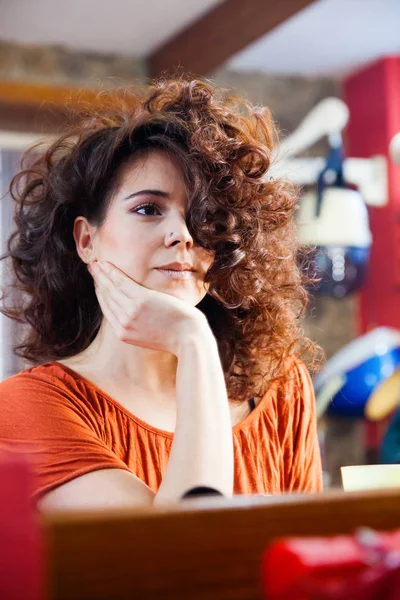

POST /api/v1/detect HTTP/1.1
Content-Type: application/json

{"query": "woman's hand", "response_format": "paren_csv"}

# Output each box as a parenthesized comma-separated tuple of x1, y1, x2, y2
(88, 260, 233, 502)
(88, 261, 208, 356)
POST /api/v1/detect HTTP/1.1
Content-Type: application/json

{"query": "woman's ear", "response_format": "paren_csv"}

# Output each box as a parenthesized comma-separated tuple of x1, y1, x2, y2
(73, 217, 97, 265)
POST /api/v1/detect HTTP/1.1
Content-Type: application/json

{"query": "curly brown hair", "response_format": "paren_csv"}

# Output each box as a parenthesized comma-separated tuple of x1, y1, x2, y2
(2, 77, 318, 402)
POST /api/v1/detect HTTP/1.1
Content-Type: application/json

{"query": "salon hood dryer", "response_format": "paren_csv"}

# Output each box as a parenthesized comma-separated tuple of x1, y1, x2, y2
(314, 327, 400, 420)
(297, 140, 372, 298)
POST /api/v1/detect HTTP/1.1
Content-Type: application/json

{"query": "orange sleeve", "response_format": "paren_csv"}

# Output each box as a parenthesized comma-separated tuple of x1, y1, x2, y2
(0, 371, 132, 499)
(284, 360, 323, 493)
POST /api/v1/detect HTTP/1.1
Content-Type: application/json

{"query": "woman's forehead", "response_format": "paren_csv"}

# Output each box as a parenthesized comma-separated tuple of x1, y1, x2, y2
(118, 150, 188, 194)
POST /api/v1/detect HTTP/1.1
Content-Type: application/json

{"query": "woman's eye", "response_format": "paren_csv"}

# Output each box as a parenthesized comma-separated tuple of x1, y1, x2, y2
(133, 203, 161, 216)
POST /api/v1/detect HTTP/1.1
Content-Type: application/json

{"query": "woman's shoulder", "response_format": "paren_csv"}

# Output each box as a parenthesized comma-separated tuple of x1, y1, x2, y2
(254, 357, 315, 422)
(0, 362, 110, 440)
(261, 356, 314, 403)
(233, 357, 312, 433)
(281, 356, 314, 395)
(0, 362, 101, 415)
(273, 356, 316, 415)
(0, 362, 79, 395)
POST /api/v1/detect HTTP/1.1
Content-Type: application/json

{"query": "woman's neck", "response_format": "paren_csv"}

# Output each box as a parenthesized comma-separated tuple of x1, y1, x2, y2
(64, 322, 178, 395)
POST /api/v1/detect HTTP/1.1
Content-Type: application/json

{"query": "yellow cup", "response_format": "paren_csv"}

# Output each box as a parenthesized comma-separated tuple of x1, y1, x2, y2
(341, 464, 400, 491)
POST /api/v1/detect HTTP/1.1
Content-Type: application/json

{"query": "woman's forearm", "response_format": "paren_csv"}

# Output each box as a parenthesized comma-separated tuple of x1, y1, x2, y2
(155, 318, 234, 503)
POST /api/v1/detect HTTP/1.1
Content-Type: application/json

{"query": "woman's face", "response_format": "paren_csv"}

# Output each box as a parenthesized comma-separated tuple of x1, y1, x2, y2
(82, 151, 214, 306)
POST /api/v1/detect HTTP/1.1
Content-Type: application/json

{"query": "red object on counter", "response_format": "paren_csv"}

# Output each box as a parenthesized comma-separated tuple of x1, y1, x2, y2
(262, 529, 400, 600)
(0, 451, 44, 600)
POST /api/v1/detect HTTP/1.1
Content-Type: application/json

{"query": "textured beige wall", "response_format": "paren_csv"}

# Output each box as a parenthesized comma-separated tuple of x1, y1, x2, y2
(0, 41, 146, 87)
(211, 67, 341, 148)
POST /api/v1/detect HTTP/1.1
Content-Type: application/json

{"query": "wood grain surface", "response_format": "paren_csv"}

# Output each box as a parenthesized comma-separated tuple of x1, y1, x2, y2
(41, 489, 400, 600)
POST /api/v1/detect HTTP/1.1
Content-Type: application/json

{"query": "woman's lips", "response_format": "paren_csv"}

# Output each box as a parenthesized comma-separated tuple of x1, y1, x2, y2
(155, 268, 196, 280)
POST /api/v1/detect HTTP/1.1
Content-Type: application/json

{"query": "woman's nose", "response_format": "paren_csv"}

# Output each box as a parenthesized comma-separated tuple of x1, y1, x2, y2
(165, 221, 194, 249)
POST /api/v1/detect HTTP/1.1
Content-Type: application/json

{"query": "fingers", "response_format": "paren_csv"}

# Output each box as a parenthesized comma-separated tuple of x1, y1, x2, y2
(95, 277, 124, 316)
(88, 262, 137, 340)
(94, 281, 123, 334)
(89, 262, 133, 313)
(94, 261, 140, 299)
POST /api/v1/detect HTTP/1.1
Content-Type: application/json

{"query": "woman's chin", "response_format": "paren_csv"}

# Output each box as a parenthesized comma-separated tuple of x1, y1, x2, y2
(159, 286, 201, 305)
(149, 281, 201, 305)
(147, 272, 206, 305)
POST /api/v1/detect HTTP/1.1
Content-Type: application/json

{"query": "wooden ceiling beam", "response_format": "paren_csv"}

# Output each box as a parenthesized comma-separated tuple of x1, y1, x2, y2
(148, 0, 317, 78)
(0, 81, 103, 107)
(0, 82, 110, 134)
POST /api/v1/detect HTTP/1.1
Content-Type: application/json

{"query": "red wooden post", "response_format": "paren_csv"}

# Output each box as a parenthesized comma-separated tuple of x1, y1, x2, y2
(344, 57, 400, 331)
(344, 57, 400, 460)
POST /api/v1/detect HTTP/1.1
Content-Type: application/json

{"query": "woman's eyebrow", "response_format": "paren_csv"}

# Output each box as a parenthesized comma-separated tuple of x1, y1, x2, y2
(124, 189, 170, 201)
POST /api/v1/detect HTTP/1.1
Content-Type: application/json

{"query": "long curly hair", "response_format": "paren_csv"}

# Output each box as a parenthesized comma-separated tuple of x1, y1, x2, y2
(2, 77, 319, 402)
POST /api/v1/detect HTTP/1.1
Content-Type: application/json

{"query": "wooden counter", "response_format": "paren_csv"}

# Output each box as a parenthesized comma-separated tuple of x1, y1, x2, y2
(41, 489, 400, 600)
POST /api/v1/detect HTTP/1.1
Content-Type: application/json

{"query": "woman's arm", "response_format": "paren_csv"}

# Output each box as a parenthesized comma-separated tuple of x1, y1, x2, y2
(40, 319, 233, 511)
(39, 262, 233, 511)
(156, 317, 234, 503)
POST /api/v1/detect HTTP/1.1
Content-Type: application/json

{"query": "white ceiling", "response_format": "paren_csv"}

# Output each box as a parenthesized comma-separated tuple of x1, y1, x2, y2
(1, 0, 399, 77)
(0, 0, 224, 56)
(228, 0, 400, 77)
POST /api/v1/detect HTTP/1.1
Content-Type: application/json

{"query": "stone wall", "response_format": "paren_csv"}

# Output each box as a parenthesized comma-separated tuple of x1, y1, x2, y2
(211, 67, 341, 152)
(0, 41, 146, 87)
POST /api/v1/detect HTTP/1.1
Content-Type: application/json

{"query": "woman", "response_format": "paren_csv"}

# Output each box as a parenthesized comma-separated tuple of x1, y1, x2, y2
(0, 78, 322, 510)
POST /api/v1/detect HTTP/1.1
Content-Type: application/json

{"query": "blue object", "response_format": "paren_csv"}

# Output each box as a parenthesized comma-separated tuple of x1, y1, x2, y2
(328, 347, 400, 417)
(316, 142, 345, 217)
(314, 327, 400, 419)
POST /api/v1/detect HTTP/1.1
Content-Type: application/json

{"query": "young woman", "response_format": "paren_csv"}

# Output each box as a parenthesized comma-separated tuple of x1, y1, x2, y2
(0, 78, 322, 510)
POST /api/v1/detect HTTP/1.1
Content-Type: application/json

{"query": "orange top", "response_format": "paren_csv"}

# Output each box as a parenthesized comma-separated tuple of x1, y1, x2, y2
(0, 359, 322, 498)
